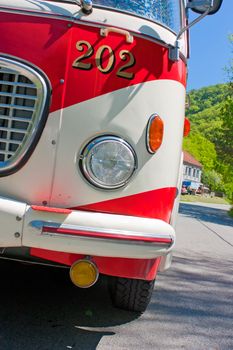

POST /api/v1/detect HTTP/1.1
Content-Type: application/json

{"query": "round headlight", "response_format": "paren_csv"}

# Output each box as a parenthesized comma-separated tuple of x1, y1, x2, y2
(80, 136, 137, 189)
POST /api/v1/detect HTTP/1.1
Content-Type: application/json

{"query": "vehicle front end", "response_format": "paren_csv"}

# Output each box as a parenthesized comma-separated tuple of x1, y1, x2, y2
(0, 0, 187, 311)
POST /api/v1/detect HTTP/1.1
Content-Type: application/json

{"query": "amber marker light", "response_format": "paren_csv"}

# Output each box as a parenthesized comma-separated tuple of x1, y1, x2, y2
(70, 259, 99, 288)
(183, 117, 191, 137)
(146, 114, 164, 153)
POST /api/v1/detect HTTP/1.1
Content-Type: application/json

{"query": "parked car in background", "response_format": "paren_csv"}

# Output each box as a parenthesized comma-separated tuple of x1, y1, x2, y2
(181, 186, 188, 195)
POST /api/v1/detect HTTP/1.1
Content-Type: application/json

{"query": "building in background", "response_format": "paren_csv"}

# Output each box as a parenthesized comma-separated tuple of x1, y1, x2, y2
(182, 151, 202, 190)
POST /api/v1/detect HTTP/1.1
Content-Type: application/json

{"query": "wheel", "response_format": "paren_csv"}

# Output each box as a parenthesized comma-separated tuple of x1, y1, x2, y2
(109, 277, 155, 312)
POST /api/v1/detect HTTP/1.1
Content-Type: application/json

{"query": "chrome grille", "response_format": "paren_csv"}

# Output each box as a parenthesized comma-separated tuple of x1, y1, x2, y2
(0, 57, 49, 175)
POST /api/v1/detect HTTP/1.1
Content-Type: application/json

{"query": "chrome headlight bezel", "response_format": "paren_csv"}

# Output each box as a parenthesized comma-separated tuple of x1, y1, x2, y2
(79, 136, 137, 190)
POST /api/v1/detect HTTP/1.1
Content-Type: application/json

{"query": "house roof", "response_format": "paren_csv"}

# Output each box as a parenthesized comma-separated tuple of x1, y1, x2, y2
(183, 151, 202, 168)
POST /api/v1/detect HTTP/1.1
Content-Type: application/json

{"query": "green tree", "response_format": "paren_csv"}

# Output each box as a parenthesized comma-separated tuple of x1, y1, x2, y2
(217, 35, 233, 201)
(217, 95, 233, 167)
(201, 169, 223, 192)
(184, 36, 233, 201)
(183, 132, 217, 171)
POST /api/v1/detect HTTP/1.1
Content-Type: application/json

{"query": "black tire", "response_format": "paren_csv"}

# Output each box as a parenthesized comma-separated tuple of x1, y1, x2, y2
(109, 277, 155, 312)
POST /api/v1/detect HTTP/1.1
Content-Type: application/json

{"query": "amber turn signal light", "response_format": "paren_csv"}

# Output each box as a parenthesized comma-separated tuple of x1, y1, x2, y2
(183, 117, 191, 137)
(146, 114, 164, 153)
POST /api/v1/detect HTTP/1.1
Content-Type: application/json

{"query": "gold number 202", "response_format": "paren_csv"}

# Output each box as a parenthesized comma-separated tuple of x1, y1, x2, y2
(72, 40, 136, 80)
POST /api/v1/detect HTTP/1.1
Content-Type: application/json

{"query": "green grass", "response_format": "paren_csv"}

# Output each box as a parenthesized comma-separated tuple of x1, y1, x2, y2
(229, 207, 233, 218)
(180, 195, 229, 205)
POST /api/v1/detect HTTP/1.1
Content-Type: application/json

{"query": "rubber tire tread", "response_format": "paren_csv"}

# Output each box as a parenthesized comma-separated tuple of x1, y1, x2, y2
(110, 277, 155, 312)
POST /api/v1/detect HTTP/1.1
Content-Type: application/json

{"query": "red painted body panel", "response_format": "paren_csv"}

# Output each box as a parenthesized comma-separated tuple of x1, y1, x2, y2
(0, 13, 69, 113)
(63, 24, 186, 109)
(30, 248, 160, 281)
(0, 13, 186, 115)
(75, 187, 177, 222)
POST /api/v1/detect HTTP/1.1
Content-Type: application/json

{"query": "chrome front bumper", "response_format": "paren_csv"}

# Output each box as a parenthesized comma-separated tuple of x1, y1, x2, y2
(0, 196, 175, 259)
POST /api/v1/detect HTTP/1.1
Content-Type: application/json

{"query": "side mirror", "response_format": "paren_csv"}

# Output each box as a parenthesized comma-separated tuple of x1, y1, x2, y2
(187, 0, 223, 15)
(169, 0, 223, 61)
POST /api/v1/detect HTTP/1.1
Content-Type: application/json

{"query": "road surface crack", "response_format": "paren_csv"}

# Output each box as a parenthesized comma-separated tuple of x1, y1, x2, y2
(197, 219, 233, 248)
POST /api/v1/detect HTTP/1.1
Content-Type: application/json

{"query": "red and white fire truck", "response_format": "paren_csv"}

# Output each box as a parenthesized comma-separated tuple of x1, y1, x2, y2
(0, 0, 222, 312)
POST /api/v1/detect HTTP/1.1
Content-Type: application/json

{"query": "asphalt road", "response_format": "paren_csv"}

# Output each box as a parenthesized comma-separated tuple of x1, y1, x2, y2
(0, 203, 233, 350)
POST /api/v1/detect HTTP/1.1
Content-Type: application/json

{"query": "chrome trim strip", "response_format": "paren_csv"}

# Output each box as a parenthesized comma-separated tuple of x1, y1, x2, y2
(30, 220, 173, 242)
(42, 232, 172, 248)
